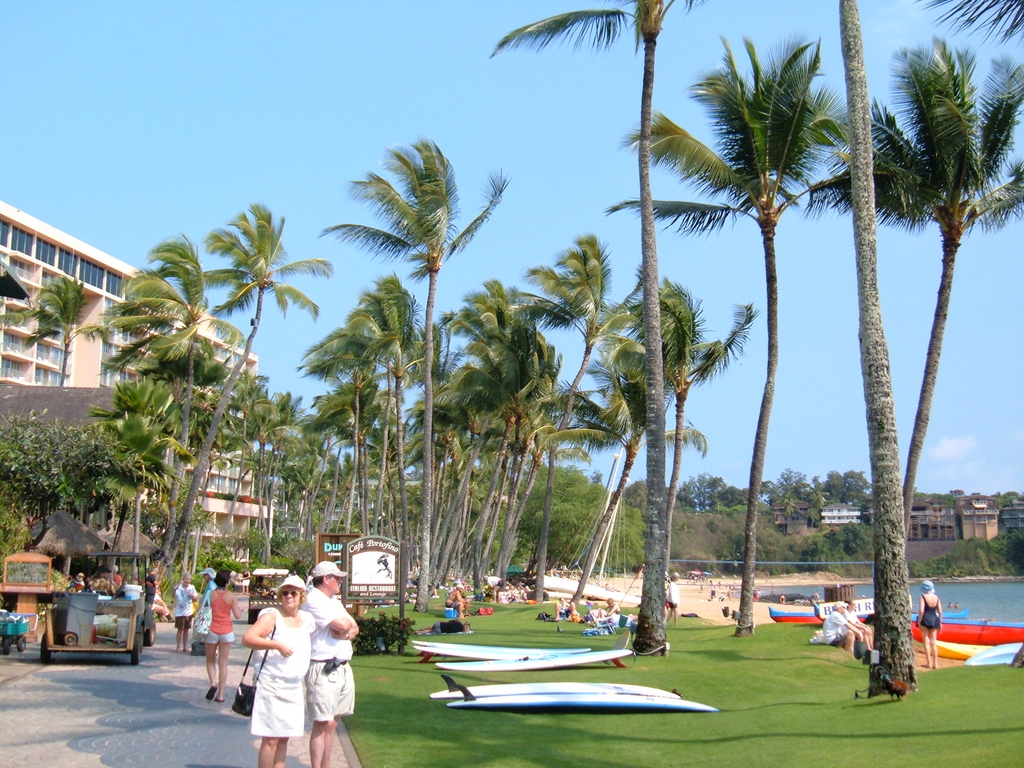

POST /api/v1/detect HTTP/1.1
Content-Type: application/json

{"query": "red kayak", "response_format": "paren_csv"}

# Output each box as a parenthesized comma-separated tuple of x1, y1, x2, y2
(911, 618, 1024, 646)
(768, 607, 821, 624)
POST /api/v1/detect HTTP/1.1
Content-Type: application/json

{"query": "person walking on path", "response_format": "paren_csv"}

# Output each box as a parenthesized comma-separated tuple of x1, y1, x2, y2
(173, 572, 199, 652)
(918, 580, 943, 669)
(243, 575, 316, 768)
(205, 569, 243, 702)
(303, 561, 359, 768)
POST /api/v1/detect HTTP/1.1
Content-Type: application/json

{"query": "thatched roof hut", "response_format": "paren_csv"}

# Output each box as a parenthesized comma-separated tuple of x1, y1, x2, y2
(33, 510, 106, 558)
(98, 522, 160, 557)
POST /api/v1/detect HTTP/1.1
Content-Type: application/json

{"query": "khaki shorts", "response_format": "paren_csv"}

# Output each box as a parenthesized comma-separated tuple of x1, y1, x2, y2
(305, 660, 355, 721)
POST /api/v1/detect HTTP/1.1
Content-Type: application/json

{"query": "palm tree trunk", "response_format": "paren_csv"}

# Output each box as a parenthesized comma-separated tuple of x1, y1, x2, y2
(664, 385, 689, 566)
(736, 221, 780, 637)
(60, 336, 72, 387)
(496, 447, 542, 577)
(415, 269, 438, 612)
(840, 0, 917, 694)
(472, 423, 511, 588)
(636, 31, 668, 657)
(374, 374, 394, 535)
(573, 448, 636, 603)
(163, 289, 265, 566)
(535, 342, 594, 607)
(902, 234, 960, 522)
(394, 373, 410, 550)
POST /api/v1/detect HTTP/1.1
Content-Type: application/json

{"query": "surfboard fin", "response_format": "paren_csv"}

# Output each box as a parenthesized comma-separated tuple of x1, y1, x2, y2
(440, 674, 476, 701)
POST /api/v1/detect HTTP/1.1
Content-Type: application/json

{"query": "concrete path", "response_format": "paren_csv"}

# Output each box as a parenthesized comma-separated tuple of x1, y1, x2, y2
(0, 616, 360, 768)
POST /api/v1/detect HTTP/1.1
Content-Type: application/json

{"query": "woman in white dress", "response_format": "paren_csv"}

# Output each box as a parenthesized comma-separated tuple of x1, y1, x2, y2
(242, 575, 315, 768)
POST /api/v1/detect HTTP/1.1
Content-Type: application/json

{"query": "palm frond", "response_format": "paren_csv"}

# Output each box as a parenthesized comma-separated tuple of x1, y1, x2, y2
(928, 0, 1024, 43)
(493, 10, 630, 56)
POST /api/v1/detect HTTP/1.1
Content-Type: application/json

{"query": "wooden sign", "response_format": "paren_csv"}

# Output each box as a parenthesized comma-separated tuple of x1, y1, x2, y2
(344, 536, 401, 601)
(315, 533, 358, 574)
(2, 552, 52, 594)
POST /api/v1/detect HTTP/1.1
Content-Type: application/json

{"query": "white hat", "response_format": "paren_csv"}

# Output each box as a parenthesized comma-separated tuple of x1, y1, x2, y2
(277, 575, 307, 594)
(200, 568, 216, 578)
(311, 561, 347, 578)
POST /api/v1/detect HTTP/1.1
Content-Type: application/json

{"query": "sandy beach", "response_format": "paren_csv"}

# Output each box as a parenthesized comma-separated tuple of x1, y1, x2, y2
(581, 572, 958, 671)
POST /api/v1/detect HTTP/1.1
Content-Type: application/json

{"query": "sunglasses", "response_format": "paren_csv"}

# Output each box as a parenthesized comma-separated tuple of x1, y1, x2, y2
(280, 590, 301, 597)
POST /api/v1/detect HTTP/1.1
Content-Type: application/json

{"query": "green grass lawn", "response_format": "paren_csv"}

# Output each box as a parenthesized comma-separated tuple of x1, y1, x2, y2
(345, 602, 1024, 768)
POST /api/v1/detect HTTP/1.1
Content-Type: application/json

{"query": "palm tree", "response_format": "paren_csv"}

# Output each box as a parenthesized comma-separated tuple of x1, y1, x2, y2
(615, 280, 755, 563)
(324, 141, 507, 612)
(522, 234, 622, 603)
(817, 41, 1024, 527)
(104, 235, 242, 543)
(839, 0, 918, 693)
(926, 0, 1024, 41)
(1, 275, 91, 386)
(495, 0, 706, 656)
(612, 37, 843, 636)
(163, 204, 333, 566)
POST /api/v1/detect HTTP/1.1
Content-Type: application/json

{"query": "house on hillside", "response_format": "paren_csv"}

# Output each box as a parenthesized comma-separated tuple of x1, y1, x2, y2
(773, 501, 811, 535)
(821, 503, 861, 526)
(958, 495, 999, 541)
(1000, 500, 1024, 533)
(908, 498, 957, 542)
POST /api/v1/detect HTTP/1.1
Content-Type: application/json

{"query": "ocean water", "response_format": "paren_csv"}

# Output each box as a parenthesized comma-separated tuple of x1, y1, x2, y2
(779, 581, 1024, 622)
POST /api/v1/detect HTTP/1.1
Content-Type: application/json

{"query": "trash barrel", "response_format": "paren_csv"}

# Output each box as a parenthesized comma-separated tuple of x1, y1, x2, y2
(52, 592, 99, 645)
(824, 584, 856, 604)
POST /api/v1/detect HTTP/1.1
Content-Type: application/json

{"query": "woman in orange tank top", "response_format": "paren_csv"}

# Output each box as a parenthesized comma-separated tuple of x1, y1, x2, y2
(205, 569, 243, 702)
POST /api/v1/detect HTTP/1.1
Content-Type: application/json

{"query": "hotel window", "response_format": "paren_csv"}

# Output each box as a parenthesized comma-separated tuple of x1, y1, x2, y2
(2, 335, 26, 354)
(0, 220, 8, 247)
(58, 248, 78, 277)
(8, 259, 33, 281)
(105, 271, 123, 297)
(34, 368, 61, 386)
(10, 227, 33, 256)
(0, 359, 25, 380)
(79, 258, 104, 288)
(35, 238, 56, 266)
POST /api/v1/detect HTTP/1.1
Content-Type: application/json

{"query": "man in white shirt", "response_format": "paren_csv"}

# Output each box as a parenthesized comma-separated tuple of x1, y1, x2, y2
(303, 561, 359, 768)
(822, 602, 854, 650)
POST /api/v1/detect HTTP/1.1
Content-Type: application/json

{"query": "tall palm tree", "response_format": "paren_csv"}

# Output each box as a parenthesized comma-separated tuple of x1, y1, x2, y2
(612, 37, 843, 635)
(495, 0, 706, 655)
(615, 280, 755, 563)
(839, 0, 918, 693)
(163, 204, 333, 566)
(324, 141, 507, 612)
(816, 41, 1024, 525)
(104, 235, 241, 542)
(522, 234, 622, 602)
(926, 0, 1024, 41)
(1, 275, 91, 386)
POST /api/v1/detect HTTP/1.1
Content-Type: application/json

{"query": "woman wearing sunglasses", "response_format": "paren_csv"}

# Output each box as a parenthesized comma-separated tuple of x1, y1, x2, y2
(242, 575, 315, 768)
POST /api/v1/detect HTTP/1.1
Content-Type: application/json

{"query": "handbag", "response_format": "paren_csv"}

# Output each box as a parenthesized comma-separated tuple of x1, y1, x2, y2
(232, 620, 276, 718)
(193, 592, 213, 638)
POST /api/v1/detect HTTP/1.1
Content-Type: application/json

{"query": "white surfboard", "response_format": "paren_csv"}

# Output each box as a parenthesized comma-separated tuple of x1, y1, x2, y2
(413, 642, 591, 661)
(446, 692, 717, 713)
(436, 648, 632, 672)
(964, 642, 1023, 666)
(431, 681, 681, 700)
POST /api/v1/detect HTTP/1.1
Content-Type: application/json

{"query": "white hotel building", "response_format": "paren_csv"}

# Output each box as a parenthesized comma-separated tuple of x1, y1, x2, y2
(0, 199, 261, 546)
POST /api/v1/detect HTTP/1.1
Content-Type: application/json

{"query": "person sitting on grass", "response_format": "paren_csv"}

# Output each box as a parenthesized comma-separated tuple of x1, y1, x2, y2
(445, 582, 471, 618)
(556, 596, 579, 622)
(822, 602, 871, 654)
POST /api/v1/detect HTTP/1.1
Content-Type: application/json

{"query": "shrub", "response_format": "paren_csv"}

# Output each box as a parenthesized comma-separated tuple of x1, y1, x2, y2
(353, 611, 416, 655)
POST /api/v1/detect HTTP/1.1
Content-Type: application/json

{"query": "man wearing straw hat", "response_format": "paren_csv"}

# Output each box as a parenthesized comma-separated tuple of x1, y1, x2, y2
(303, 561, 359, 768)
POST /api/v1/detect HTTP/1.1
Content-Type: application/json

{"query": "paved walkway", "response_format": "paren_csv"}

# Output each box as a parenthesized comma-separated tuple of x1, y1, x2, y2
(0, 617, 360, 768)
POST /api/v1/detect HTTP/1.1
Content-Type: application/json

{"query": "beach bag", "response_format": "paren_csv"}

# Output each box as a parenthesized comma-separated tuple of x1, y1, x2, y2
(193, 592, 213, 638)
(232, 621, 275, 718)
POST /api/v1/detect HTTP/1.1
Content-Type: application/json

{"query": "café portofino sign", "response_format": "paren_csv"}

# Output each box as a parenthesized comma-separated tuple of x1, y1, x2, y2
(345, 536, 401, 600)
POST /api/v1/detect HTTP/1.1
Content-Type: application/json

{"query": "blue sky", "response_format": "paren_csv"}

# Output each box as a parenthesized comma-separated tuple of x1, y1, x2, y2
(3, 1, 1021, 495)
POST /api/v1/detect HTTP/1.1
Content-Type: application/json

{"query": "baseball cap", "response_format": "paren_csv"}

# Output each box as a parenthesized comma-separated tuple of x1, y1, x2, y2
(199, 568, 216, 578)
(277, 575, 307, 593)
(311, 561, 347, 578)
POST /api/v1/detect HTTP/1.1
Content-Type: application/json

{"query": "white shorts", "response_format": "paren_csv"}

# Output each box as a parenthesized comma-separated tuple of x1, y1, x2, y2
(305, 659, 355, 721)
(205, 631, 235, 644)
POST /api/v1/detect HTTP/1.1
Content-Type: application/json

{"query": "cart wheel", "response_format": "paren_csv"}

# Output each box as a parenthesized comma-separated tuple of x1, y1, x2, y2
(40, 636, 52, 664)
(130, 639, 141, 665)
(2, 636, 11, 655)
(143, 627, 156, 647)
(15, 636, 26, 653)
(63, 632, 78, 646)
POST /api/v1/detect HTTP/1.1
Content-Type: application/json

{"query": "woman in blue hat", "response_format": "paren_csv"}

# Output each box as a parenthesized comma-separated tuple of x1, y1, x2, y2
(917, 580, 943, 669)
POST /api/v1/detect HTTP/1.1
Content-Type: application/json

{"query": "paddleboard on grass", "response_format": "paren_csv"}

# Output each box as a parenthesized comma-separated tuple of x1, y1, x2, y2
(964, 642, 1024, 666)
(436, 648, 632, 672)
(413, 642, 591, 660)
(445, 692, 717, 714)
(431, 680, 681, 700)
